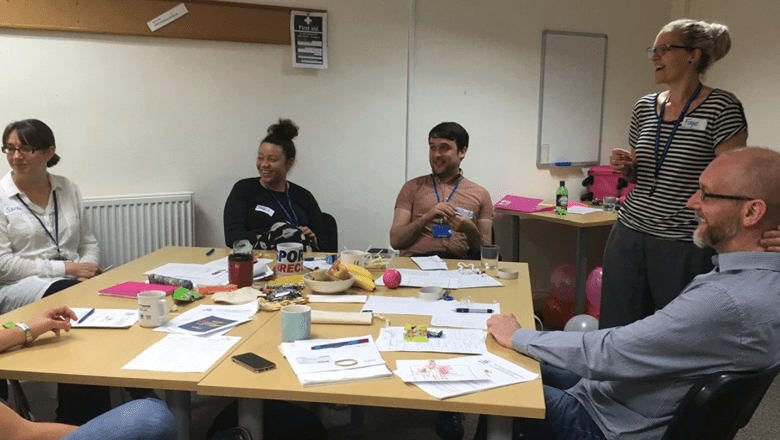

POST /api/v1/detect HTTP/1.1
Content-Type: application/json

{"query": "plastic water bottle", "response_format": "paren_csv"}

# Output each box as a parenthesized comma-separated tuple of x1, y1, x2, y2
(556, 181, 568, 215)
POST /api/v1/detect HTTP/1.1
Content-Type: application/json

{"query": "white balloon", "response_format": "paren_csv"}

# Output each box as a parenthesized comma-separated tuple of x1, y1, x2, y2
(564, 314, 599, 332)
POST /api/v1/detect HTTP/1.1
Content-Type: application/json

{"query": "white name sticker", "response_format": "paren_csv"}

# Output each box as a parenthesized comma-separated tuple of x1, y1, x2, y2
(681, 117, 707, 131)
(255, 205, 275, 216)
(456, 207, 474, 219)
(4, 205, 24, 215)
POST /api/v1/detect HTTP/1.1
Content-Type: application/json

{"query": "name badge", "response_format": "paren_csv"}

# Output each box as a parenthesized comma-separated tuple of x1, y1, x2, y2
(3, 205, 24, 215)
(255, 205, 275, 216)
(681, 117, 707, 131)
(455, 207, 474, 220)
(432, 224, 452, 238)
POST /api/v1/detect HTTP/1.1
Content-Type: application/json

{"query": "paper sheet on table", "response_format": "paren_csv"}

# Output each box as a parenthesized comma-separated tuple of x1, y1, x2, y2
(375, 327, 487, 354)
(144, 258, 273, 286)
(431, 303, 501, 330)
(307, 294, 367, 303)
(374, 269, 503, 289)
(567, 206, 602, 215)
(281, 335, 384, 375)
(395, 352, 539, 399)
(361, 297, 499, 324)
(154, 302, 258, 337)
(71, 308, 139, 328)
(121, 333, 240, 373)
(395, 358, 491, 382)
(303, 260, 332, 271)
(411, 256, 448, 270)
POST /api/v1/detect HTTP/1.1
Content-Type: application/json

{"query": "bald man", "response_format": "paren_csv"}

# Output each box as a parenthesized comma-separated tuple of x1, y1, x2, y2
(487, 147, 780, 440)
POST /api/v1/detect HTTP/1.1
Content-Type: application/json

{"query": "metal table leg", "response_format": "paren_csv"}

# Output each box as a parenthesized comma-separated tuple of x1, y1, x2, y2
(574, 227, 588, 315)
(166, 390, 191, 440)
(238, 398, 263, 440)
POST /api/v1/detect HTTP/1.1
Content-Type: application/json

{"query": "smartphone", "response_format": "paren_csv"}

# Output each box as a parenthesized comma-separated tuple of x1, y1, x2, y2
(232, 352, 276, 373)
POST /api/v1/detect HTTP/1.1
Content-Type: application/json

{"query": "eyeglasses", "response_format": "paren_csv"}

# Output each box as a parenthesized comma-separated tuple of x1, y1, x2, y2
(1, 144, 36, 155)
(699, 188, 754, 202)
(646, 44, 695, 58)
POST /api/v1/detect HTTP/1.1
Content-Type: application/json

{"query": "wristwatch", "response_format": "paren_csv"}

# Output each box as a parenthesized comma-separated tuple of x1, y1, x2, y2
(3, 321, 33, 345)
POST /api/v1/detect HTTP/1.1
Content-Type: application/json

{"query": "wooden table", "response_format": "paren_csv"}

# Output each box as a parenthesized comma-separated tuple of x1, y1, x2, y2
(197, 258, 543, 440)
(496, 207, 617, 314)
(0, 246, 275, 440)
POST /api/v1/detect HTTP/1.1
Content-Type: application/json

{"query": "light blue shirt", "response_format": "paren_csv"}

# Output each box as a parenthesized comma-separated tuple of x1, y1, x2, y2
(512, 252, 780, 440)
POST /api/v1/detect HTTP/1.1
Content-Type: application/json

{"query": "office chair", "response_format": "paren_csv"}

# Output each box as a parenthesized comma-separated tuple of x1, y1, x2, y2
(661, 362, 780, 440)
(321, 212, 338, 253)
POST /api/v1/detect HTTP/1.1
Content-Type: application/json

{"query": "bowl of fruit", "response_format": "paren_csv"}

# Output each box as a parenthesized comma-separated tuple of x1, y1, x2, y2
(303, 262, 355, 294)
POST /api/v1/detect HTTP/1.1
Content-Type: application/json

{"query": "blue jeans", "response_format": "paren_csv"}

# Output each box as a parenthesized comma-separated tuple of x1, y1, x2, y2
(62, 398, 176, 440)
(514, 365, 606, 440)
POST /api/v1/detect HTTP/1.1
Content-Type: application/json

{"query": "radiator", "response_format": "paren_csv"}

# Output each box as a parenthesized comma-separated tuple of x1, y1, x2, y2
(82, 192, 194, 269)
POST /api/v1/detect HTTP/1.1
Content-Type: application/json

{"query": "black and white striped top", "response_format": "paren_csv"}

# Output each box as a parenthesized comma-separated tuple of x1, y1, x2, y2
(619, 89, 747, 240)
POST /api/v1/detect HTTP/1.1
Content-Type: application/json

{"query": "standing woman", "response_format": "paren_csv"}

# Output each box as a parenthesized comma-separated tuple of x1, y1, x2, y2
(601, 19, 748, 328)
(224, 118, 328, 251)
(0, 119, 101, 314)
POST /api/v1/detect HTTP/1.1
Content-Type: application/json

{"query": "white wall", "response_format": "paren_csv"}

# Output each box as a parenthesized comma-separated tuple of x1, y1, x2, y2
(4, 0, 727, 290)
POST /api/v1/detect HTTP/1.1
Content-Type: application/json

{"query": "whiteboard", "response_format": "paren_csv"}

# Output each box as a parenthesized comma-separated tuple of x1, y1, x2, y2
(537, 30, 607, 168)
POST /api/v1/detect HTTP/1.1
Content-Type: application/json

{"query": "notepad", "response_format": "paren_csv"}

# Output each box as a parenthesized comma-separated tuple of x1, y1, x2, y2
(99, 281, 177, 299)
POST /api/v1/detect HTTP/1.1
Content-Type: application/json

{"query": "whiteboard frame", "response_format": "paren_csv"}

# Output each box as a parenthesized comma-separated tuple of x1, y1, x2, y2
(536, 30, 608, 168)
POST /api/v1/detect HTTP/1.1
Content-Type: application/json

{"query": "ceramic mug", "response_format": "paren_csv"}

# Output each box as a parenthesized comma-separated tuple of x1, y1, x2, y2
(281, 304, 311, 342)
(340, 250, 367, 268)
(137, 290, 170, 328)
(276, 242, 304, 275)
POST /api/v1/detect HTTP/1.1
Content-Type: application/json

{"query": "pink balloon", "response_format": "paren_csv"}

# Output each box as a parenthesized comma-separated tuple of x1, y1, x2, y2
(586, 267, 603, 308)
(549, 264, 576, 301)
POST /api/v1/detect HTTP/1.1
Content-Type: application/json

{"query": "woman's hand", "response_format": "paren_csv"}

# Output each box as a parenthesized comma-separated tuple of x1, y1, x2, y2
(64, 262, 101, 280)
(610, 148, 638, 182)
(26, 306, 78, 339)
(298, 226, 318, 245)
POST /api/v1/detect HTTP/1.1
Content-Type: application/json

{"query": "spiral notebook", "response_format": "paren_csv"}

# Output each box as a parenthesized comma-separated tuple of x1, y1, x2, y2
(99, 281, 177, 299)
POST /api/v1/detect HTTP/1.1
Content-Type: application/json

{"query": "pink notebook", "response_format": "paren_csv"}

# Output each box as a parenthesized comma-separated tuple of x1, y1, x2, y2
(99, 281, 177, 299)
(494, 195, 555, 213)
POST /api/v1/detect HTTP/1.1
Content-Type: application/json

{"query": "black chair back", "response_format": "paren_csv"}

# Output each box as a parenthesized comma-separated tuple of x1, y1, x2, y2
(321, 212, 338, 253)
(661, 362, 780, 440)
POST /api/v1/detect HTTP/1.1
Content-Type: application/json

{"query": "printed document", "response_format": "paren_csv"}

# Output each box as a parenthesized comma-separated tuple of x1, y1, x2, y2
(154, 302, 259, 337)
(71, 308, 139, 328)
(375, 327, 488, 354)
(122, 333, 240, 373)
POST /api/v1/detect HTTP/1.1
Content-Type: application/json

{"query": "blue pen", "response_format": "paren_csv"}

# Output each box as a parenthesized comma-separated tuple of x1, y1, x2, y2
(206, 248, 215, 256)
(555, 161, 572, 166)
(78, 308, 95, 324)
(311, 338, 369, 350)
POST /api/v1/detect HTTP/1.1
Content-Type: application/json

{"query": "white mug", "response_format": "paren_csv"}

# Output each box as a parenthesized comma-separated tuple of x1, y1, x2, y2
(138, 290, 170, 328)
(281, 304, 311, 342)
(340, 250, 367, 267)
(276, 242, 304, 275)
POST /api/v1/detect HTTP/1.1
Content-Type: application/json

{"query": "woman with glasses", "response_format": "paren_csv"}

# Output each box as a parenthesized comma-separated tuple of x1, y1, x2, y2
(0, 119, 112, 425)
(223, 118, 328, 251)
(600, 19, 755, 329)
(0, 119, 101, 313)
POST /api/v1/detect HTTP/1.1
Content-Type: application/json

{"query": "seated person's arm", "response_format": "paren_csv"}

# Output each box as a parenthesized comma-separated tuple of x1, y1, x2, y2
(390, 207, 433, 250)
(447, 215, 491, 253)
(0, 403, 77, 440)
(223, 183, 258, 247)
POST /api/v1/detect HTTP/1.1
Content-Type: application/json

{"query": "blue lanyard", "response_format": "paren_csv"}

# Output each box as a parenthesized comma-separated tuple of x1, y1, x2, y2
(17, 191, 60, 256)
(432, 174, 464, 203)
(268, 185, 299, 227)
(653, 82, 703, 189)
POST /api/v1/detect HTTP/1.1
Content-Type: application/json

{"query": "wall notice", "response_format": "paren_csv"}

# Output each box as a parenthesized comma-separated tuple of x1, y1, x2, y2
(291, 11, 328, 69)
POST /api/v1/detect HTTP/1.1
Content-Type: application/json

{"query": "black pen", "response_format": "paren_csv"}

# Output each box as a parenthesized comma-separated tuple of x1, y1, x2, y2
(454, 308, 494, 313)
(78, 308, 95, 324)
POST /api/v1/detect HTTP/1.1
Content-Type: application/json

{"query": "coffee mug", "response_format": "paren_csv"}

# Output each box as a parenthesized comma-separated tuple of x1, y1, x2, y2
(281, 304, 311, 342)
(340, 250, 367, 267)
(137, 290, 170, 328)
(228, 253, 253, 287)
(276, 242, 304, 275)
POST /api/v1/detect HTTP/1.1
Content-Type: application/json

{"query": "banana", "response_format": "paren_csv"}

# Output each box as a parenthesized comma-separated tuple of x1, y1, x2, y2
(344, 264, 372, 279)
(351, 273, 376, 291)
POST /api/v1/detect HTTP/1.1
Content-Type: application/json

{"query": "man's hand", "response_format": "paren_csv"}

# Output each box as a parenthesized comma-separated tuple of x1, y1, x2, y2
(487, 313, 522, 349)
(761, 225, 780, 252)
(26, 306, 78, 339)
